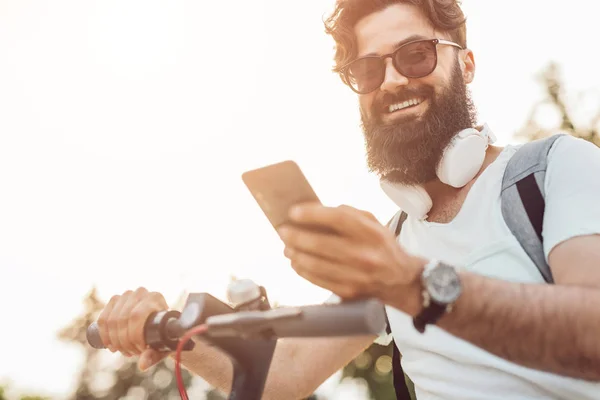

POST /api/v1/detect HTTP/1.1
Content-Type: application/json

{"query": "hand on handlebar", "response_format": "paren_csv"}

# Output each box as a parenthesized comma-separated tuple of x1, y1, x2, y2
(90, 286, 387, 400)
(96, 287, 170, 371)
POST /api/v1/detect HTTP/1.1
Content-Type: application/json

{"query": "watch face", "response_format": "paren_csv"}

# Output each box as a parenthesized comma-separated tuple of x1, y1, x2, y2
(425, 263, 462, 304)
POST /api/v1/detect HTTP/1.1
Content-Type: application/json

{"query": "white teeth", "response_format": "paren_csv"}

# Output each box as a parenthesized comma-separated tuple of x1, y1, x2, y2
(388, 98, 422, 113)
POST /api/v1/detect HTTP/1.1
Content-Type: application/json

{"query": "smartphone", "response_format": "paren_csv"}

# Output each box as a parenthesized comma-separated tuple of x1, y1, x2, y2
(242, 160, 322, 231)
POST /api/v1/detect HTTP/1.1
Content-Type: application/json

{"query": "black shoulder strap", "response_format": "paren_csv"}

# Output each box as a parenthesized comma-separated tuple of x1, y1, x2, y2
(385, 211, 414, 400)
(501, 134, 565, 284)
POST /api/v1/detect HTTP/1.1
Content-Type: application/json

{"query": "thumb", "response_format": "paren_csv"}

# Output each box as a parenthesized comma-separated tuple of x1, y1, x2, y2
(138, 348, 168, 371)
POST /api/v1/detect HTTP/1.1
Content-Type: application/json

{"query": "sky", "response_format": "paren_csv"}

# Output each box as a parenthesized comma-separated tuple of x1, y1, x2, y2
(0, 0, 598, 398)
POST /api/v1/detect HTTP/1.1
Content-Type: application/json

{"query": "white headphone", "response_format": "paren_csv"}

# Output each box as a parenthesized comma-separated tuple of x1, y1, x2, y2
(380, 124, 496, 220)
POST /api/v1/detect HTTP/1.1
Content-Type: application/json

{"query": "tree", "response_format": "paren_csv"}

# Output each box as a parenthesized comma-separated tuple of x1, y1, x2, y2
(517, 62, 600, 145)
(0, 385, 48, 400)
(341, 340, 398, 400)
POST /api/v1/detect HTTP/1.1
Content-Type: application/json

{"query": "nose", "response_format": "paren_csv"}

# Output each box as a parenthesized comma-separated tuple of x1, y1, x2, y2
(379, 58, 409, 93)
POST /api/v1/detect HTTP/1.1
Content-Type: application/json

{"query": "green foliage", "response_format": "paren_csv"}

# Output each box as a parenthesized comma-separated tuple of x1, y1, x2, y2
(0, 385, 48, 400)
(19, 397, 49, 400)
(342, 342, 399, 400)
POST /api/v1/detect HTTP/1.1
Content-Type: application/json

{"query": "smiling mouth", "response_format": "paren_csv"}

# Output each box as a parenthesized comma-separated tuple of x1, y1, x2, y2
(387, 98, 425, 114)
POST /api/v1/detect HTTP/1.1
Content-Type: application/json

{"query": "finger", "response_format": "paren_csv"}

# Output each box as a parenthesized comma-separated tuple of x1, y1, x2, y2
(128, 292, 168, 353)
(97, 295, 120, 352)
(289, 250, 377, 296)
(292, 261, 364, 300)
(289, 204, 382, 240)
(107, 291, 133, 356)
(117, 287, 149, 355)
(340, 204, 378, 222)
(280, 225, 355, 265)
(138, 348, 169, 372)
(281, 225, 390, 271)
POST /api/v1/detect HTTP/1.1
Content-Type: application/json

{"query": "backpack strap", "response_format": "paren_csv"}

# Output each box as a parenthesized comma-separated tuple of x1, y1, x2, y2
(385, 211, 414, 400)
(500, 134, 566, 284)
(382, 135, 564, 398)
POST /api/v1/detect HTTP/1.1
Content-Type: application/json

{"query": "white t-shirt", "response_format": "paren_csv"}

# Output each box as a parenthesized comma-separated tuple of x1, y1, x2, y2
(380, 134, 600, 399)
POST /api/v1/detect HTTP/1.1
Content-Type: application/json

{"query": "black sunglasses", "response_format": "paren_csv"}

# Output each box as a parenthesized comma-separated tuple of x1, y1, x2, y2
(340, 38, 463, 94)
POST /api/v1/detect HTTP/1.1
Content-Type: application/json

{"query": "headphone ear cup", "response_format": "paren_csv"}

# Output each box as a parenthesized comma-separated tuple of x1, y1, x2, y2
(437, 133, 487, 188)
(380, 180, 432, 220)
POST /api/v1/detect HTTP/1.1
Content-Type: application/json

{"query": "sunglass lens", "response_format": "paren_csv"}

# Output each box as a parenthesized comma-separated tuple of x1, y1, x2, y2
(346, 57, 384, 94)
(394, 40, 437, 78)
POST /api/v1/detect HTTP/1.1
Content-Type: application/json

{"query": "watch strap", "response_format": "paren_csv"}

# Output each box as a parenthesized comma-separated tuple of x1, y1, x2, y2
(413, 301, 447, 333)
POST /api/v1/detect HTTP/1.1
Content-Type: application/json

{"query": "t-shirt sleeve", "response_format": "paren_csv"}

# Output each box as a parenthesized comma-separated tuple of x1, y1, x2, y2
(543, 135, 600, 261)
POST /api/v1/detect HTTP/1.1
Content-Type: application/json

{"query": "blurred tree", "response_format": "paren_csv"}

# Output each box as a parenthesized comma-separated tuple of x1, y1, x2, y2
(341, 341, 398, 400)
(0, 385, 48, 400)
(517, 62, 600, 145)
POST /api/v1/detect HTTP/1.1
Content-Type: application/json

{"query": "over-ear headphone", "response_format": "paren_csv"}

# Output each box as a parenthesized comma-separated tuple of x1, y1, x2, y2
(380, 124, 496, 220)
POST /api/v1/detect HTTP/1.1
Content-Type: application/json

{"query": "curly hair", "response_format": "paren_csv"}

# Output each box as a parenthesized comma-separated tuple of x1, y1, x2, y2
(324, 0, 467, 74)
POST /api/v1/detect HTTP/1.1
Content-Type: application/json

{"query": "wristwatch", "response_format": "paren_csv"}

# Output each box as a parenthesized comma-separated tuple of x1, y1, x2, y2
(413, 259, 462, 333)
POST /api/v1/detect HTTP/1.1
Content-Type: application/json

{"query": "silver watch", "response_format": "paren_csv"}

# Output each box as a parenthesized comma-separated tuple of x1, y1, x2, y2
(413, 259, 462, 333)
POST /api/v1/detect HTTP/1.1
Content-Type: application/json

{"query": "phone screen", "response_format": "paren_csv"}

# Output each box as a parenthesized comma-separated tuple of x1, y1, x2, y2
(242, 160, 321, 231)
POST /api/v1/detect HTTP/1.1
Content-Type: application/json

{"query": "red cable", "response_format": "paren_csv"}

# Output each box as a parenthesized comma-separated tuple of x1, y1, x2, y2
(175, 324, 208, 400)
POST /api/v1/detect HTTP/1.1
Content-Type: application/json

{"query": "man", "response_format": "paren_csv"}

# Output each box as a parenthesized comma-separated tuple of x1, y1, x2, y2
(96, 1, 600, 399)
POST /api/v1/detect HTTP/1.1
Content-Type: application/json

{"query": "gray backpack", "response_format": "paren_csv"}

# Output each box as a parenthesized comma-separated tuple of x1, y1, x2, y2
(386, 134, 565, 400)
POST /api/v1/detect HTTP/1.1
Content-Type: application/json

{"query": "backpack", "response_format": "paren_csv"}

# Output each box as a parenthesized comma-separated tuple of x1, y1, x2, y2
(385, 134, 565, 400)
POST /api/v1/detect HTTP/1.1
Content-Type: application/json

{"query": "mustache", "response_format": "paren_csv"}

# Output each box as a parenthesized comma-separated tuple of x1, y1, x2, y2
(373, 86, 435, 115)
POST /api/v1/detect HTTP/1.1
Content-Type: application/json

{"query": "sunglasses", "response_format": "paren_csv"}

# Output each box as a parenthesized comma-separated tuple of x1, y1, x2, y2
(340, 38, 463, 94)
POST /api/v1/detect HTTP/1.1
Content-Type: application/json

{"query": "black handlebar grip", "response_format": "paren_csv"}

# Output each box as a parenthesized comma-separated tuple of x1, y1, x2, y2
(86, 311, 191, 352)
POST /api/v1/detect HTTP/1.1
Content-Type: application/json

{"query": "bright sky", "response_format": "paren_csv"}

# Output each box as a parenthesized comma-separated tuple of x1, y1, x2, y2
(0, 0, 598, 398)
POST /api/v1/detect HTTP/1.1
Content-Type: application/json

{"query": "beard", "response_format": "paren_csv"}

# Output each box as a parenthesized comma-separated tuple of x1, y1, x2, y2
(360, 62, 478, 186)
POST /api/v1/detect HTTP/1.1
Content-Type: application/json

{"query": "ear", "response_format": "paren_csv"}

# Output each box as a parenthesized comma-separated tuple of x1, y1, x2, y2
(460, 49, 476, 84)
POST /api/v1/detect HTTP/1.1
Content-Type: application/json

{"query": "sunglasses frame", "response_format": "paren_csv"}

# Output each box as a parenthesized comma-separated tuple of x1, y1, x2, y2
(339, 38, 463, 94)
